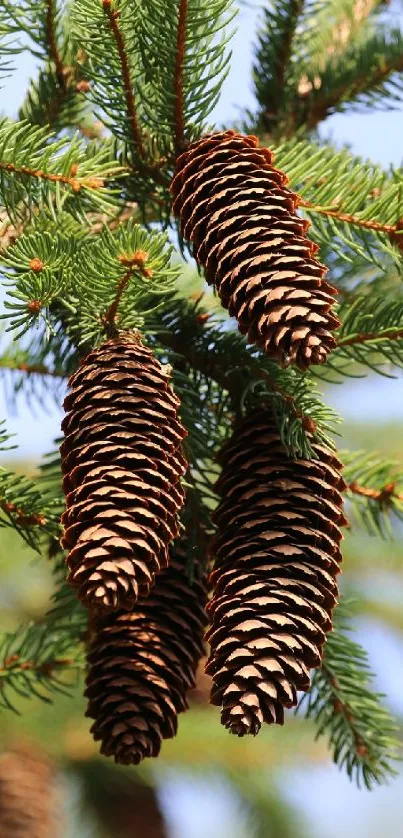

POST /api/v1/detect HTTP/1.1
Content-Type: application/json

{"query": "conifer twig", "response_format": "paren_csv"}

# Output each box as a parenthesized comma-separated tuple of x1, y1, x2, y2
(45, 0, 65, 86)
(0, 360, 66, 378)
(301, 201, 397, 235)
(302, 54, 403, 130)
(0, 161, 104, 191)
(174, 0, 188, 155)
(347, 480, 403, 505)
(101, 0, 146, 161)
(338, 327, 403, 347)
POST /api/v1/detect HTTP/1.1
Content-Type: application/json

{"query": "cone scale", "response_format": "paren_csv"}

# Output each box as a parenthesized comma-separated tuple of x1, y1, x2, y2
(171, 130, 340, 370)
(206, 409, 346, 736)
(61, 334, 187, 612)
(85, 544, 207, 764)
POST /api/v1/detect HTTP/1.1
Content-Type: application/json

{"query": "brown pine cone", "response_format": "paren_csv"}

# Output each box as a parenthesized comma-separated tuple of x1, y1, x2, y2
(85, 543, 207, 764)
(60, 334, 187, 612)
(0, 747, 60, 838)
(206, 409, 346, 736)
(171, 130, 340, 370)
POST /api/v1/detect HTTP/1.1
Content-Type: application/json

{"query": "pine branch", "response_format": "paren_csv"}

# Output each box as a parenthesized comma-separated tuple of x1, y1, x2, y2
(0, 621, 84, 712)
(273, 138, 403, 270)
(300, 601, 401, 788)
(300, 28, 403, 130)
(321, 292, 403, 380)
(253, 0, 308, 132)
(137, 0, 235, 155)
(174, 0, 188, 155)
(101, 0, 146, 161)
(0, 464, 60, 551)
(0, 121, 123, 223)
(342, 449, 403, 538)
(152, 295, 339, 458)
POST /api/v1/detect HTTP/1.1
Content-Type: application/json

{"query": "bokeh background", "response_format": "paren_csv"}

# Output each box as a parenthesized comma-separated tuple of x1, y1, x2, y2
(1, 1, 403, 836)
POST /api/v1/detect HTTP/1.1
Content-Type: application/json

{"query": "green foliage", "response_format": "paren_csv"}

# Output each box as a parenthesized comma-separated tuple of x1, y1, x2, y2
(63, 220, 181, 344)
(342, 448, 403, 538)
(274, 137, 403, 271)
(152, 295, 340, 459)
(138, 0, 236, 154)
(300, 601, 401, 788)
(0, 120, 123, 223)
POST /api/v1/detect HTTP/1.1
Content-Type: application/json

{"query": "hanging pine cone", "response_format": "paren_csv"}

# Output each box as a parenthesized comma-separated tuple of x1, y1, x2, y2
(85, 542, 207, 764)
(0, 747, 60, 838)
(171, 130, 340, 370)
(60, 334, 187, 612)
(206, 409, 346, 736)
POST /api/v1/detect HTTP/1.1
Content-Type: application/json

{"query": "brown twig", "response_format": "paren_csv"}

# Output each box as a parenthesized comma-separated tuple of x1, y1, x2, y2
(174, 0, 188, 155)
(0, 654, 75, 677)
(0, 161, 104, 191)
(301, 200, 396, 235)
(0, 359, 66, 378)
(338, 327, 403, 348)
(102, 0, 146, 160)
(45, 0, 65, 87)
(347, 480, 403, 505)
(323, 665, 367, 757)
(0, 500, 47, 529)
(102, 250, 152, 333)
(301, 54, 403, 131)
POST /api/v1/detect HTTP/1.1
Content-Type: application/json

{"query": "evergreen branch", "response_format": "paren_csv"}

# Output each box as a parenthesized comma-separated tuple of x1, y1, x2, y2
(0, 622, 84, 712)
(174, 0, 188, 155)
(322, 293, 403, 379)
(273, 138, 403, 269)
(301, 201, 396, 236)
(138, 0, 235, 155)
(0, 358, 66, 378)
(253, 0, 308, 131)
(0, 160, 104, 192)
(0, 121, 123, 222)
(301, 29, 403, 129)
(101, 0, 146, 161)
(44, 0, 64, 86)
(342, 449, 403, 538)
(0, 465, 60, 551)
(152, 296, 339, 458)
(300, 602, 400, 788)
(62, 220, 180, 345)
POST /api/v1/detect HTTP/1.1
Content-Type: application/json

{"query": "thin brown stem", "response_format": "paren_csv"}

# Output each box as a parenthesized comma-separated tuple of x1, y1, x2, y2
(0, 360, 66, 378)
(338, 327, 403, 348)
(0, 654, 75, 677)
(347, 480, 403, 504)
(174, 0, 188, 156)
(103, 269, 133, 332)
(102, 0, 146, 161)
(0, 500, 47, 529)
(302, 54, 403, 131)
(45, 0, 65, 87)
(301, 201, 396, 235)
(322, 664, 367, 756)
(0, 161, 104, 191)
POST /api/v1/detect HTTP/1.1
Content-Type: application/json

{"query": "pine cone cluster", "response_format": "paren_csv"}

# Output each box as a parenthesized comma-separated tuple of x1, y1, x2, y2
(0, 748, 60, 838)
(85, 543, 207, 764)
(206, 409, 346, 736)
(171, 130, 340, 369)
(61, 335, 187, 612)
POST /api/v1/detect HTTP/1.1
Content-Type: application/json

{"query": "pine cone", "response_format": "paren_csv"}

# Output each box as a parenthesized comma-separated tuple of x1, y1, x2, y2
(61, 334, 187, 612)
(171, 130, 340, 369)
(206, 409, 346, 736)
(85, 543, 207, 764)
(0, 747, 60, 838)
